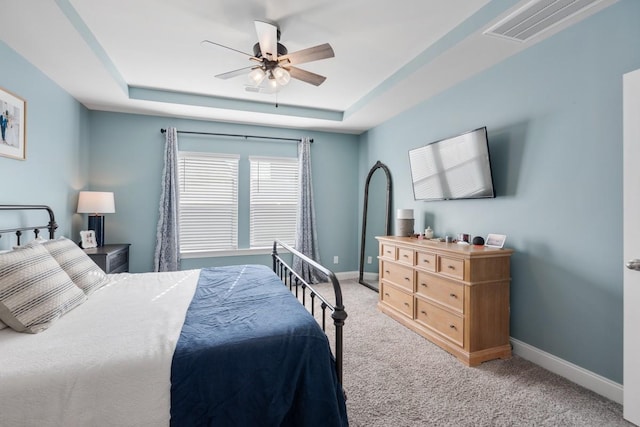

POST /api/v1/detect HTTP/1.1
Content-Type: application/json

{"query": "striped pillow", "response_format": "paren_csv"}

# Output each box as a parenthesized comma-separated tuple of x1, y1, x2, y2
(0, 252, 8, 329)
(0, 244, 87, 333)
(40, 237, 110, 296)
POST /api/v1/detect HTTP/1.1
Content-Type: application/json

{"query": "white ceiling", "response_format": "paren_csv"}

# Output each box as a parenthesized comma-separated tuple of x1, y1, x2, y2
(0, 0, 617, 134)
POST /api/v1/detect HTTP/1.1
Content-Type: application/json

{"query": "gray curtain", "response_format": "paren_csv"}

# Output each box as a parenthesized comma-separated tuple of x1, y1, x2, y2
(153, 127, 180, 272)
(293, 137, 324, 284)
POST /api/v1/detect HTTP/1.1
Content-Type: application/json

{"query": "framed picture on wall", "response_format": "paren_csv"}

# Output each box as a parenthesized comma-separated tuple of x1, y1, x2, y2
(0, 87, 26, 161)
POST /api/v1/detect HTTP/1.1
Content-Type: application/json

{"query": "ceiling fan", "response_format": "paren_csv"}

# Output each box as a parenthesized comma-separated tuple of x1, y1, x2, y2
(201, 21, 334, 93)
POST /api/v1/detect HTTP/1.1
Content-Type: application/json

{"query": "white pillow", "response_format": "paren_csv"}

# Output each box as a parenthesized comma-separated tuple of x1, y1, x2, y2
(0, 244, 86, 333)
(24, 237, 110, 296)
(12, 236, 48, 250)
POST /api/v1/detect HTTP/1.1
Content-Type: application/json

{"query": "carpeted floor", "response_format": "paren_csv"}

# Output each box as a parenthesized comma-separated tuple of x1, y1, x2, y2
(313, 279, 632, 427)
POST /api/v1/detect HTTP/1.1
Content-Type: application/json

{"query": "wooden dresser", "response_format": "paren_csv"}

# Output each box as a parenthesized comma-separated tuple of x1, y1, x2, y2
(376, 236, 513, 366)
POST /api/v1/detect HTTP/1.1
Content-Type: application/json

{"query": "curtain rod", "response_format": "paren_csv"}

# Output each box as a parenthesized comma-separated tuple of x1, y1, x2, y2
(160, 128, 312, 143)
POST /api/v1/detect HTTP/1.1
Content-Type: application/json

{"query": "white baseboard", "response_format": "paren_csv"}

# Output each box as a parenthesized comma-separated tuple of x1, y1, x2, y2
(510, 338, 623, 404)
(334, 271, 359, 281)
(334, 271, 379, 282)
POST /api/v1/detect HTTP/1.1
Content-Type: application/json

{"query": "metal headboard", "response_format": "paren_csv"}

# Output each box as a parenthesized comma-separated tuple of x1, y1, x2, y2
(0, 205, 58, 246)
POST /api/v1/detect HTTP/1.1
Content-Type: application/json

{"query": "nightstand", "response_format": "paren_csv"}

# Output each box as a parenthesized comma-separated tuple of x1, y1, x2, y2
(83, 244, 130, 273)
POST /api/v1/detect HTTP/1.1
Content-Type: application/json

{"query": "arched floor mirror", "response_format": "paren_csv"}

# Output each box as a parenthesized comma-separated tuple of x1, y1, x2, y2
(359, 161, 392, 292)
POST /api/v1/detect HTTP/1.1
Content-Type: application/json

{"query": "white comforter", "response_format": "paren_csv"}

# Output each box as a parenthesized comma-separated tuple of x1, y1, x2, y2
(0, 269, 200, 427)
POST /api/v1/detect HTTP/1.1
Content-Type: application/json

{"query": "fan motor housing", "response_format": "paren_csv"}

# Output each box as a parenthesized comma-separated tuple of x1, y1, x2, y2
(253, 42, 288, 58)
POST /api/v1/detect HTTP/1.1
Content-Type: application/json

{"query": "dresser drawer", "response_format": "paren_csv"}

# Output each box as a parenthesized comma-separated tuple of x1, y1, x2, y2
(381, 261, 414, 291)
(108, 248, 129, 273)
(415, 298, 464, 347)
(416, 251, 436, 272)
(84, 244, 130, 274)
(438, 255, 465, 280)
(381, 283, 413, 318)
(416, 272, 464, 313)
(380, 244, 397, 260)
(397, 247, 414, 265)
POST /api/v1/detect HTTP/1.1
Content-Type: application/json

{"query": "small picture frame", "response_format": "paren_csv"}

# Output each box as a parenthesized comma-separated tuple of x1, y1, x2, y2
(485, 233, 507, 248)
(80, 230, 97, 249)
(0, 87, 27, 161)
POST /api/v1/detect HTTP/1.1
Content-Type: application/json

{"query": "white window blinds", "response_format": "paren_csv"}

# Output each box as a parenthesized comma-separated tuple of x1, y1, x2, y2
(249, 156, 299, 248)
(178, 151, 239, 253)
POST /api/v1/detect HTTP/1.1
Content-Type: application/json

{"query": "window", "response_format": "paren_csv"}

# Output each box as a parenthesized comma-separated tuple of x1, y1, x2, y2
(249, 156, 299, 248)
(177, 151, 239, 253)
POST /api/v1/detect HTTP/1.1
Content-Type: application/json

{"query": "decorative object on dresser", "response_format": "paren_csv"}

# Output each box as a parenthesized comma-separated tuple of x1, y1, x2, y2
(472, 236, 485, 246)
(485, 233, 507, 248)
(83, 243, 130, 273)
(395, 209, 414, 237)
(76, 191, 115, 247)
(376, 236, 513, 366)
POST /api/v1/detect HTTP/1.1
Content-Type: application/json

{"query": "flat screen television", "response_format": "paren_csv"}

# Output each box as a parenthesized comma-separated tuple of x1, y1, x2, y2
(408, 127, 495, 201)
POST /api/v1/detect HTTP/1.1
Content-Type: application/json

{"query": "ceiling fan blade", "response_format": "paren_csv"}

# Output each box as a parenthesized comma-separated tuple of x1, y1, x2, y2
(254, 21, 278, 60)
(279, 43, 334, 66)
(215, 66, 256, 80)
(200, 40, 254, 58)
(285, 66, 327, 86)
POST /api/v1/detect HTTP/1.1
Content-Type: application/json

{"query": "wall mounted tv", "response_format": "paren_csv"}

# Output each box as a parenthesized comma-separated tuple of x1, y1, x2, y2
(408, 127, 495, 201)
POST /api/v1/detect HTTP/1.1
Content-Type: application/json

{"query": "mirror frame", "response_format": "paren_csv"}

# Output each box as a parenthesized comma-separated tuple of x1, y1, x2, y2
(359, 161, 392, 291)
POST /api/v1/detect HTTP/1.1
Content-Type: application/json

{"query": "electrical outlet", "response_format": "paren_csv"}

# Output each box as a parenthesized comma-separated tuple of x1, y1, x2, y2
(367, 256, 373, 264)
(333, 256, 339, 264)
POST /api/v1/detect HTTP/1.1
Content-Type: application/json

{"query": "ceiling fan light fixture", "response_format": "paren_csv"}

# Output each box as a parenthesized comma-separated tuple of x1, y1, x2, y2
(248, 68, 266, 86)
(268, 75, 278, 88)
(272, 67, 291, 86)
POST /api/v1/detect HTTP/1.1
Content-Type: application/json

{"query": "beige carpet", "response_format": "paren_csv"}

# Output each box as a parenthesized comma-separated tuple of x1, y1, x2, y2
(312, 279, 632, 427)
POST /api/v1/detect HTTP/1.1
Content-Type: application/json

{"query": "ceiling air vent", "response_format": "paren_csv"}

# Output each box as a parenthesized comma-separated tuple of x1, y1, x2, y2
(484, 0, 609, 42)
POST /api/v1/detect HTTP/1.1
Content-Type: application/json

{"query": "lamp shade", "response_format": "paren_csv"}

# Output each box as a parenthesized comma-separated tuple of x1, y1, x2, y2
(273, 67, 291, 86)
(248, 68, 266, 86)
(77, 191, 115, 214)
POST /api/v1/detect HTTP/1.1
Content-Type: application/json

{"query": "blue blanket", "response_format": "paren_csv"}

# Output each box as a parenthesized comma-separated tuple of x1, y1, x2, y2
(170, 265, 348, 426)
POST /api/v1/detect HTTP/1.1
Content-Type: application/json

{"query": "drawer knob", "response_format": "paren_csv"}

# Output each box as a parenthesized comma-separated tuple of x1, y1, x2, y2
(404, 277, 410, 281)
(403, 254, 409, 258)
(421, 283, 427, 287)
(450, 324, 457, 330)
(423, 259, 430, 263)
(385, 270, 390, 274)
(404, 302, 410, 307)
(447, 265, 455, 270)
(384, 293, 390, 297)
(420, 310, 427, 315)
(449, 293, 457, 298)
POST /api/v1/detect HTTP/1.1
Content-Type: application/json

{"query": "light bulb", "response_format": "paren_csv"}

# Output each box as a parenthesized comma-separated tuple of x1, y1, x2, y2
(248, 68, 266, 86)
(272, 67, 291, 86)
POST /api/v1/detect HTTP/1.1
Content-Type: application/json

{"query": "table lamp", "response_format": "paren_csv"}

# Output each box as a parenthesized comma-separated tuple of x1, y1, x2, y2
(77, 191, 115, 247)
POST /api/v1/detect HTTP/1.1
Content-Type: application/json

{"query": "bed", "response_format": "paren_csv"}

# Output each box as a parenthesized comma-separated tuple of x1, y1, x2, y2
(0, 205, 348, 426)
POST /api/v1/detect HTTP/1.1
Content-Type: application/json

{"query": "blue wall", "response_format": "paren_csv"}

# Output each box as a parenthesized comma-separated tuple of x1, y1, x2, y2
(359, 0, 640, 383)
(87, 112, 360, 273)
(0, 41, 89, 248)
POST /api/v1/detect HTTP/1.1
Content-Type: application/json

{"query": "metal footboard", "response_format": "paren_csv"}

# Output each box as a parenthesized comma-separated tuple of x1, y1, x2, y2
(271, 240, 347, 385)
